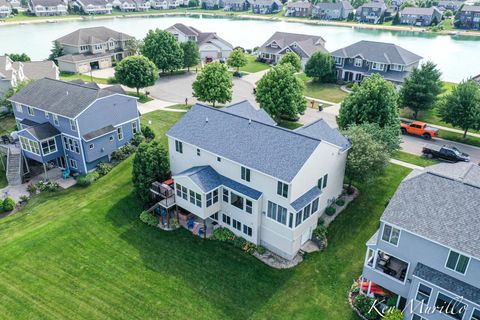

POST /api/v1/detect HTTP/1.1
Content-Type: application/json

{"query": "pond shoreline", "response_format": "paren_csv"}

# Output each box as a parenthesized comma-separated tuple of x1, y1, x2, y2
(1, 10, 480, 38)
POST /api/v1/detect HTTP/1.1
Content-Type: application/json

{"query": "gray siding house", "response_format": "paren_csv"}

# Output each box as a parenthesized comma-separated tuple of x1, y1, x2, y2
(55, 27, 134, 73)
(28, 0, 68, 16)
(331, 40, 422, 84)
(9, 78, 140, 175)
(456, 5, 480, 30)
(250, 0, 282, 14)
(312, 1, 353, 20)
(400, 6, 443, 26)
(258, 31, 328, 69)
(223, 0, 249, 11)
(73, 0, 113, 14)
(285, 1, 312, 17)
(360, 162, 480, 320)
(437, 0, 463, 12)
(0, 0, 12, 17)
(356, 1, 387, 24)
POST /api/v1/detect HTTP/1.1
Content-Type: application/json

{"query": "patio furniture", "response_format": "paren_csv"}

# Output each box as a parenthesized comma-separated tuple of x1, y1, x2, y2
(62, 168, 70, 179)
(187, 217, 195, 230)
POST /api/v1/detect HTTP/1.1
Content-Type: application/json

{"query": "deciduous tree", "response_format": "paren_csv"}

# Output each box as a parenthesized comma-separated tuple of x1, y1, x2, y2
(192, 62, 232, 107)
(400, 61, 443, 119)
(255, 64, 306, 121)
(278, 52, 301, 72)
(227, 48, 248, 73)
(438, 80, 480, 138)
(132, 141, 170, 205)
(304, 51, 337, 83)
(48, 41, 64, 64)
(181, 40, 200, 71)
(7, 53, 31, 62)
(115, 55, 158, 95)
(338, 74, 399, 129)
(142, 29, 184, 73)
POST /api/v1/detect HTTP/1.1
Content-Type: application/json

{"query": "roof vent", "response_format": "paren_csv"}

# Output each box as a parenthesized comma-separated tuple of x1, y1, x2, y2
(66, 91, 69, 96)
(206, 117, 209, 123)
(249, 119, 252, 125)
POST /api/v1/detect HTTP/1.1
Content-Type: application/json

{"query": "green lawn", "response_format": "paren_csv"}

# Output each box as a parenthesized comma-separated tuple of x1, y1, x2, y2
(0, 114, 16, 136)
(278, 119, 303, 130)
(60, 72, 112, 85)
(392, 151, 439, 167)
(438, 130, 480, 148)
(165, 104, 192, 110)
(239, 55, 271, 73)
(297, 74, 349, 103)
(0, 109, 411, 319)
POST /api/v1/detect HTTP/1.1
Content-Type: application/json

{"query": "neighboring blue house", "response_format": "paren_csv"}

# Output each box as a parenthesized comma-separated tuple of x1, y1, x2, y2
(250, 0, 282, 14)
(360, 162, 480, 320)
(9, 78, 140, 175)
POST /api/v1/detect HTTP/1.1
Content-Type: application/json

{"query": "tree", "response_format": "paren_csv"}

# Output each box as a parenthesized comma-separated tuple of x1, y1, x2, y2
(358, 122, 401, 156)
(438, 80, 480, 138)
(304, 52, 337, 83)
(278, 52, 301, 72)
(431, 15, 439, 25)
(444, 9, 453, 18)
(378, 12, 385, 24)
(7, 53, 31, 62)
(0, 80, 31, 114)
(343, 125, 390, 189)
(142, 29, 184, 73)
(142, 125, 155, 140)
(399, 61, 443, 119)
(227, 48, 248, 73)
(338, 74, 399, 129)
(347, 11, 355, 21)
(125, 39, 144, 55)
(115, 55, 158, 95)
(255, 63, 306, 121)
(192, 62, 232, 107)
(132, 141, 170, 205)
(48, 41, 64, 63)
(400, 0, 416, 10)
(351, 0, 368, 8)
(188, 0, 199, 6)
(392, 11, 400, 25)
(181, 40, 200, 72)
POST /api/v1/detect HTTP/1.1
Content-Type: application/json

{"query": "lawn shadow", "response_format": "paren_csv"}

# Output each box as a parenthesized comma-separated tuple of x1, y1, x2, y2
(105, 195, 293, 320)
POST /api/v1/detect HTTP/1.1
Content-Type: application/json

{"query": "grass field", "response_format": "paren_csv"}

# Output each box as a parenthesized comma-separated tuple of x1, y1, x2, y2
(297, 74, 348, 103)
(392, 151, 439, 167)
(240, 55, 271, 73)
(126, 92, 153, 104)
(0, 109, 411, 319)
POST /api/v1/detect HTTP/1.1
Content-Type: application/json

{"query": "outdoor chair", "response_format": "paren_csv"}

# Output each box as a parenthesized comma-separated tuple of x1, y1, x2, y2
(62, 169, 70, 179)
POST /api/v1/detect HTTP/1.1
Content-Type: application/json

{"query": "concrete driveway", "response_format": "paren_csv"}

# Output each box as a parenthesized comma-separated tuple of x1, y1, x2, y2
(147, 72, 257, 107)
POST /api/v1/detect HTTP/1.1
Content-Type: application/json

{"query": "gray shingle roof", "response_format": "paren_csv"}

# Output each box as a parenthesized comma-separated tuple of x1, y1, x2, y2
(461, 5, 480, 12)
(331, 40, 422, 65)
(359, 1, 386, 8)
(314, 1, 352, 10)
(381, 163, 480, 259)
(286, 1, 311, 9)
(174, 166, 263, 200)
(290, 186, 321, 212)
(55, 27, 133, 46)
(259, 31, 327, 57)
(170, 23, 199, 36)
(18, 61, 58, 80)
(30, 0, 65, 6)
(223, 100, 276, 126)
(0, 0, 10, 7)
(9, 78, 130, 119)
(401, 6, 441, 15)
(25, 122, 60, 140)
(413, 263, 480, 305)
(295, 119, 350, 151)
(83, 125, 115, 141)
(167, 103, 337, 182)
(169, 23, 233, 48)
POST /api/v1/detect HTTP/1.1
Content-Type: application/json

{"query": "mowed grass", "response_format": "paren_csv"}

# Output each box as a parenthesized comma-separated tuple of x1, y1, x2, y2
(0, 109, 411, 319)
(0, 114, 17, 136)
(240, 55, 271, 73)
(297, 74, 348, 103)
(0, 156, 7, 188)
(392, 150, 439, 167)
(60, 72, 111, 85)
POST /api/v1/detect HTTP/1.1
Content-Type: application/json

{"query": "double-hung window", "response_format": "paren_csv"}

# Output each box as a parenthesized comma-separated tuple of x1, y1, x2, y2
(45, 111, 49, 118)
(303, 203, 311, 221)
(69, 159, 78, 169)
(318, 174, 328, 189)
(232, 219, 241, 231)
(230, 192, 244, 210)
(471, 309, 480, 320)
(246, 199, 252, 214)
(311, 198, 319, 214)
(381, 224, 400, 246)
(267, 201, 287, 225)
(27, 106, 34, 116)
(222, 214, 231, 225)
(223, 189, 229, 202)
(354, 58, 363, 67)
(132, 121, 138, 134)
(69, 119, 76, 131)
(243, 225, 252, 237)
(53, 114, 59, 126)
(295, 211, 302, 227)
(15, 103, 22, 113)
(41, 138, 57, 155)
(175, 140, 183, 153)
(117, 127, 123, 141)
(277, 181, 288, 198)
(206, 189, 218, 207)
(415, 284, 432, 304)
(446, 250, 470, 274)
(241, 166, 251, 182)
(435, 293, 466, 320)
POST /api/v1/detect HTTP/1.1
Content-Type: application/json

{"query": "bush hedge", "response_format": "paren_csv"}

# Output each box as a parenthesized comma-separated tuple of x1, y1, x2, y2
(212, 227, 257, 254)
(325, 206, 336, 216)
(336, 198, 346, 206)
(76, 172, 100, 187)
(1, 197, 16, 212)
(139, 211, 159, 227)
(353, 295, 379, 320)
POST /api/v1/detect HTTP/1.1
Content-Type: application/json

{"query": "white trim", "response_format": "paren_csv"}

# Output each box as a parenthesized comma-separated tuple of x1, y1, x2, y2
(114, 116, 140, 128)
(414, 281, 433, 306)
(366, 248, 410, 285)
(40, 137, 58, 156)
(76, 119, 87, 173)
(444, 249, 471, 276)
(433, 291, 467, 320)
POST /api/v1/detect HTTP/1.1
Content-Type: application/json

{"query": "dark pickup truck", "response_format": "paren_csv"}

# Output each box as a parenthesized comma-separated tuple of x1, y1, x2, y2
(422, 144, 470, 162)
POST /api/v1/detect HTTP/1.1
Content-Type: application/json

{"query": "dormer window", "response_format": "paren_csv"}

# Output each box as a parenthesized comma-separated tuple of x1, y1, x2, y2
(354, 58, 363, 67)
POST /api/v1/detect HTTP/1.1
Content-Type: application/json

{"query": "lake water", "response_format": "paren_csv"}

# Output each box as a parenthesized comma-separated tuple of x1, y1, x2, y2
(0, 14, 479, 82)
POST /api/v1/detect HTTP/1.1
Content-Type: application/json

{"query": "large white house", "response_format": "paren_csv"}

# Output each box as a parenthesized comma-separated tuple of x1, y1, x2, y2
(164, 101, 350, 260)
(166, 23, 234, 60)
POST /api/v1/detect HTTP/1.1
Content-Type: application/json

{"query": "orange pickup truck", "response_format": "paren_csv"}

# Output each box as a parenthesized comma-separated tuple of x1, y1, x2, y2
(400, 121, 439, 140)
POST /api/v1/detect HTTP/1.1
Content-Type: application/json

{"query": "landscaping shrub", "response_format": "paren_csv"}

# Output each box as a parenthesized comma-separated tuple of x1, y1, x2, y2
(233, 236, 246, 249)
(111, 144, 136, 161)
(383, 309, 403, 320)
(325, 206, 336, 216)
(142, 125, 155, 141)
(36, 181, 60, 192)
(2, 197, 16, 212)
(19, 195, 29, 204)
(212, 227, 235, 242)
(131, 133, 145, 146)
(318, 217, 325, 226)
(335, 198, 346, 206)
(313, 224, 328, 241)
(76, 172, 99, 187)
(242, 241, 256, 254)
(139, 211, 159, 227)
(96, 162, 112, 176)
(353, 295, 379, 320)
(256, 246, 266, 254)
(26, 183, 37, 195)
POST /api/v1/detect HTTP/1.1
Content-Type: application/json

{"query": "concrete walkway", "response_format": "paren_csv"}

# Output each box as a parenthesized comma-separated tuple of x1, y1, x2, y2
(138, 99, 178, 114)
(242, 69, 269, 86)
(389, 159, 424, 170)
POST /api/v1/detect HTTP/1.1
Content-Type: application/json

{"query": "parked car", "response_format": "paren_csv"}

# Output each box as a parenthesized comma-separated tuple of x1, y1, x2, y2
(401, 120, 439, 139)
(422, 144, 470, 162)
(205, 56, 214, 63)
